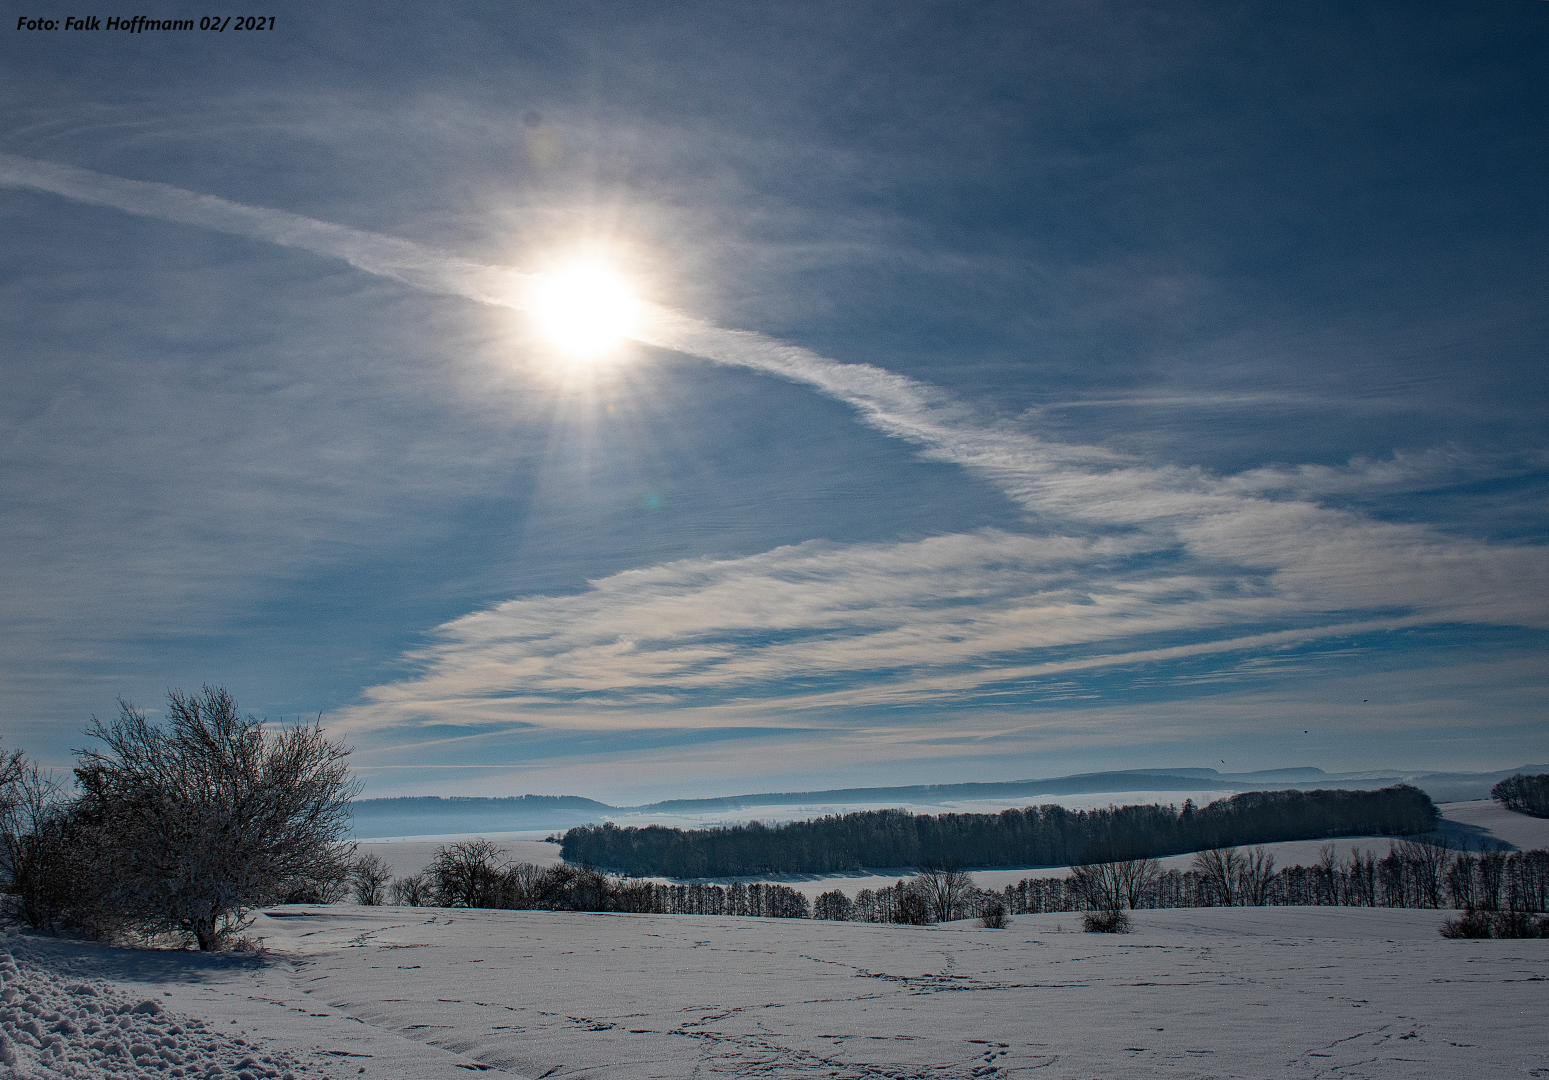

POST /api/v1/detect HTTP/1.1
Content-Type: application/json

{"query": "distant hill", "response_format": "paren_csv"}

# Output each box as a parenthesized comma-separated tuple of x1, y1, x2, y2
(348, 794, 614, 837)
(346, 764, 1547, 838)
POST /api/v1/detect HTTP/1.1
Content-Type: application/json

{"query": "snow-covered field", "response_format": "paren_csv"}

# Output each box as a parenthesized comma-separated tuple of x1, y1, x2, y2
(10, 802, 1542, 1079)
(5, 904, 1546, 1079)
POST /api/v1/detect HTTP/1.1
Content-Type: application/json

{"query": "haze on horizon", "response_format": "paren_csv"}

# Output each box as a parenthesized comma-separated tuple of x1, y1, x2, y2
(2, 1, 1546, 805)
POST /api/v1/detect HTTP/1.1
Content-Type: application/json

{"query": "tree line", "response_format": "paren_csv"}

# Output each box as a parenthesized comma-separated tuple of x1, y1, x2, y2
(984, 841, 1549, 916)
(354, 839, 812, 918)
(382, 835, 1547, 932)
(560, 785, 1439, 876)
(1491, 773, 1549, 818)
(801, 840, 1549, 937)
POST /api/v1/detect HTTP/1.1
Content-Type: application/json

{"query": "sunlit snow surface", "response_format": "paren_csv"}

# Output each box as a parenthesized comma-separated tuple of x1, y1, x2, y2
(6, 904, 1546, 1080)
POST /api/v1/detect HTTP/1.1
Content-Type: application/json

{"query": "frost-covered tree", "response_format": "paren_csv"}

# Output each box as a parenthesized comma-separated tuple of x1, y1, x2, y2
(73, 688, 359, 949)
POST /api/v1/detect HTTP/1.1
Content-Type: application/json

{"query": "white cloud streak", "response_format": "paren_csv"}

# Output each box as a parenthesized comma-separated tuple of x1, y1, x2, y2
(0, 153, 528, 307)
(6, 156, 1546, 741)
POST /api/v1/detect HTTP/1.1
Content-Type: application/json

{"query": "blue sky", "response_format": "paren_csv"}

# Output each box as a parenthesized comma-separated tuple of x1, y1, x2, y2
(2, 1, 1546, 802)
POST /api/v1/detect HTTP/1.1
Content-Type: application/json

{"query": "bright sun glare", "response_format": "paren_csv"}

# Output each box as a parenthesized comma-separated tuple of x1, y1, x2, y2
(529, 263, 639, 359)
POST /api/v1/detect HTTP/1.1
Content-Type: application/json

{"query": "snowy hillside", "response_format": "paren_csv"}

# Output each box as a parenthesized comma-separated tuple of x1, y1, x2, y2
(6, 903, 1545, 1079)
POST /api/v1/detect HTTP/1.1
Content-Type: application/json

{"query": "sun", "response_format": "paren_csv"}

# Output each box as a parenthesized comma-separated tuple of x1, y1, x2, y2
(527, 262, 640, 359)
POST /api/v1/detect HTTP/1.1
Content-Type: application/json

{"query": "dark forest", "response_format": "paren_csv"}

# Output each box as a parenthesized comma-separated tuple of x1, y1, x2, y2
(561, 786, 1438, 877)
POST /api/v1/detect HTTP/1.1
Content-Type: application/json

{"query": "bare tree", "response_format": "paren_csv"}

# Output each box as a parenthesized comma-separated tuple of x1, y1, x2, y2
(1070, 856, 1159, 911)
(350, 854, 393, 906)
(1117, 857, 1160, 909)
(1394, 835, 1451, 908)
(1491, 773, 1549, 818)
(1445, 850, 1479, 910)
(913, 863, 976, 922)
(0, 741, 23, 797)
(1239, 846, 1277, 906)
(892, 889, 933, 925)
(73, 688, 359, 950)
(390, 874, 429, 906)
(0, 755, 97, 933)
(1070, 860, 1123, 911)
(1478, 848, 1506, 911)
(1192, 847, 1245, 906)
(426, 840, 507, 907)
(496, 861, 549, 908)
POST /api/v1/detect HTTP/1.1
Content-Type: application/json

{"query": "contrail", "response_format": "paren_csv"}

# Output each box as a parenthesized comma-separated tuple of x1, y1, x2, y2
(0, 153, 1113, 493)
(0, 153, 528, 307)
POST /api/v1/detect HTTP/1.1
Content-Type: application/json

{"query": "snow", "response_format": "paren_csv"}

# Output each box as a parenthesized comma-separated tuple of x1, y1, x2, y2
(7, 903, 1546, 1080)
(1436, 799, 1549, 851)
(0, 928, 325, 1080)
(11, 802, 1544, 1079)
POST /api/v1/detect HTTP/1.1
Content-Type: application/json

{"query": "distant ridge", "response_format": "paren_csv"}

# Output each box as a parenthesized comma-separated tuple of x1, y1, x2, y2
(346, 764, 1545, 838)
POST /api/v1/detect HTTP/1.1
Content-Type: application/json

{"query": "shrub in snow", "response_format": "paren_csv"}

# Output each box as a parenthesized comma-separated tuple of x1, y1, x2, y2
(1438, 909, 1547, 939)
(1082, 908, 1131, 933)
(979, 901, 1008, 929)
(389, 874, 429, 906)
(1438, 910, 1493, 938)
(275, 869, 350, 906)
(72, 687, 359, 949)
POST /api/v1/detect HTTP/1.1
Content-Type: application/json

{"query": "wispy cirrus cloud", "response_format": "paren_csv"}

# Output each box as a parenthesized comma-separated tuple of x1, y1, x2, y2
(332, 487, 1547, 738)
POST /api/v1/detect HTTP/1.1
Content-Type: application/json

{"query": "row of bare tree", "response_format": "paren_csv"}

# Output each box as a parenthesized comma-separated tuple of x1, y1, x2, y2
(353, 838, 1548, 928)
(351, 840, 813, 918)
(812, 865, 987, 925)
(993, 839, 1549, 915)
